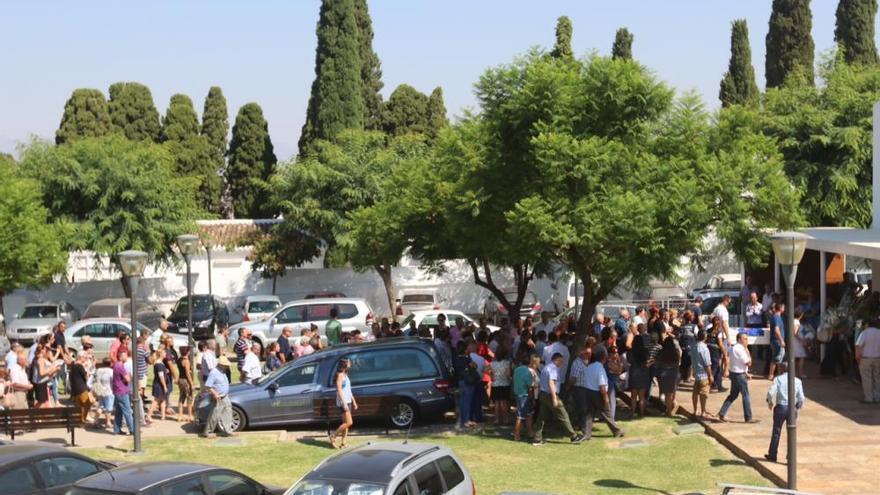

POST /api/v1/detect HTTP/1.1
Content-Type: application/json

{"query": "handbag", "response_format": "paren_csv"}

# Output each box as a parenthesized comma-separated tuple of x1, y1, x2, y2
(816, 325, 832, 344)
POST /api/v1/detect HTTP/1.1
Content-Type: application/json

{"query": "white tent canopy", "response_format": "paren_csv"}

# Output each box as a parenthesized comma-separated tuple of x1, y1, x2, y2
(804, 228, 880, 261)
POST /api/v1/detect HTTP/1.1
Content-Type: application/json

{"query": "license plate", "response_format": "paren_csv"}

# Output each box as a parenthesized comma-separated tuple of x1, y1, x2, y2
(18, 328, 36, 333)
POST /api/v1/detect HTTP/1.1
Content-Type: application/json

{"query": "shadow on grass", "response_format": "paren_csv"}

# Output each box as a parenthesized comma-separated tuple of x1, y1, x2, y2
(296, 437, 337, 450)
(709, 458, 748, 468)
(593, 479, 675, 495)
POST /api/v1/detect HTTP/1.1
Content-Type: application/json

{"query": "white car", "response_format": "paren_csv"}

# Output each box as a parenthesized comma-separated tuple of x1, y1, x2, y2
(63, 318, 189, 359)
(401, 309, 499, 336)
(396, 288, 443, 317)
(7, 301, 81, 345)
(286, 442, 474, 495)
(227, 297, 374, 352)
(236, 295, 282, 323)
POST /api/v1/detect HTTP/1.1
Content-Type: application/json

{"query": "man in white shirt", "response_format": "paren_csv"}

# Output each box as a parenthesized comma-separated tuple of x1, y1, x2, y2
(717, 332, 757, 423)
(5, 343, 21, 370)
(711, 295, 732, 379)
(8, 350, 33, 409)
(240, 343, 262, 384)
(201, 340, 218, 387)
(534, 312, 557, 336)
(632, 306, 647, 327)
(532, 353, 583, 445)
(855, 321, 880, 403)
(744, 292, 764, 328)
(542, 333, 570, 386)
(583, 347, 624, 438)
(765, 361, 805, 463)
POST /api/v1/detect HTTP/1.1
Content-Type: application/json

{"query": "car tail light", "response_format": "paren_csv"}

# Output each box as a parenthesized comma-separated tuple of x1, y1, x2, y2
(365, 311, 374, 326)
(432, 304, 440, 310)
(497, 303, 505, 312)
(243, 314, 250, 322)
(533, 303, 542, 311)
(564, 300, 570, 309)
(396, 306, 403, 315)
(433, 379, 451, 395)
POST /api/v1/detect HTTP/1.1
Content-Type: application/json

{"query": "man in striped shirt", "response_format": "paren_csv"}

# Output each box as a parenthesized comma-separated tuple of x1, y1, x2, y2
(234, 328, 251, 372)
(568, 346, 592, 435)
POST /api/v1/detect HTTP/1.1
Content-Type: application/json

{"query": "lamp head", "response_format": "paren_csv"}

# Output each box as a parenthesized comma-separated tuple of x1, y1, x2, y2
(770, 231, 809, 266)
(118, 250, 149, 277)
(176, 234, 201, 257)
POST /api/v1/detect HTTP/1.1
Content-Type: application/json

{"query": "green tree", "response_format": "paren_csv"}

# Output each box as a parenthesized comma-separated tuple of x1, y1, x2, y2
(201, 87, 229, 164)
(227, 103, 277, 218)
(720, 20, 760, 107)
(161, 94, 199, 143)
(611, 28, 634, 60)
(761, 56, 880, 227)
(17, 136, 199, 282)
(835, 0, 879, 65)
(435, 51, 800, 343)
(381, 84, 429, 136)
(273, 130, 428, 317)
(551, 16, 573, 59)
(107, 82, 161, 142)
(766, 0, 815, 88)
(0, 158, 68, 316)
(426, 87, 449, 140)
(299, 0, 364, 155)
(354, 0, 384, 129)
(248, 223, 321, 294)
(55, 88, 112, 145)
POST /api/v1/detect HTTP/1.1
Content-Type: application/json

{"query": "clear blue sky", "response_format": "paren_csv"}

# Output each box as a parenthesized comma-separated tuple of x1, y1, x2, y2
(0, 0, 867, 160)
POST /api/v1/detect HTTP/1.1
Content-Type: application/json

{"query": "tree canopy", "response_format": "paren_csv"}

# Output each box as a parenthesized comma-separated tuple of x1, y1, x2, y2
(227, 103, 277, 218)
(0, 158, 68, 302)
(17, 136, 200, 268)
(611, 28, 634, 60)
(835, 0, 879, 65)
(720, 20, 760, 107)
(108, 82, 162, 142)
(161, 94, 200, 143)
(56, 88, 112, 145)
(766, 0, 815, 87)
(551, 16, 573, 59)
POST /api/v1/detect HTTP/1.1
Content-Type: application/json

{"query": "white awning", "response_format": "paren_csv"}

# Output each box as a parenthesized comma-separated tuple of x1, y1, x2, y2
(804, 227, 880, 260)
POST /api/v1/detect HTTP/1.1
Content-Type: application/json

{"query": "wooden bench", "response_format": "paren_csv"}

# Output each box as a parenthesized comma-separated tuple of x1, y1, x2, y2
(313, 396, 401, 435)
(1, 407, 83, 446)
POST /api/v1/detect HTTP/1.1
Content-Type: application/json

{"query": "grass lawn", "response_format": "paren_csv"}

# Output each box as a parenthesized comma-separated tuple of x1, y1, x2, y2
(78, 416, 771, 495)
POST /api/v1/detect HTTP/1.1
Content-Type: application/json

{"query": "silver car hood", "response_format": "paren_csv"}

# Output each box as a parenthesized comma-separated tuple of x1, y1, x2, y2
(8, 318, 58, 330)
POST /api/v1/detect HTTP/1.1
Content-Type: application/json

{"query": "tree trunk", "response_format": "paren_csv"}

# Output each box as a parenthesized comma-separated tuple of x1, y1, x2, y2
(467, 259, 534, 325)
(573, 267, 595, 353)
(272, 274, 277, 295)
(375, 264, 396, 322)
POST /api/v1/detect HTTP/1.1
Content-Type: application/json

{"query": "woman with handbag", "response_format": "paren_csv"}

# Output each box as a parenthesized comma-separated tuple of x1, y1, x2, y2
(32, 345, 59, 409)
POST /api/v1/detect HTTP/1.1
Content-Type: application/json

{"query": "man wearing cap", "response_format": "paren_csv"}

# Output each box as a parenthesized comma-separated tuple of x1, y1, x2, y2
(202, 355, 233, 437)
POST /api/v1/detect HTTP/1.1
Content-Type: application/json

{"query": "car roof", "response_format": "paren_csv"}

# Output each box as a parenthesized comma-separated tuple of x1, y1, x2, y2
(286, 297, 367, 305)
(245, 295, 281, 301)
(23, 302, 64, 307)
(76, 462, 215, 492)
(409, 309, 465, 317)
(88, 298, 131, 305)
(0, 442, 70, 467)
(307, 442, 446, 484)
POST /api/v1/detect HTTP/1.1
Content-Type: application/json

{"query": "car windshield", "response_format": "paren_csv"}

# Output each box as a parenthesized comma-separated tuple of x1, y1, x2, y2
(286, 480, 385, 495)
(174, 297, 213, 313)
(255, 361, 292, 385)
(569, 284, 584, 297)
(503, 292, 537, 305)
(402, 294, 435, 304)
(248, 300, 280, 313)
(20, 305, 58, 319)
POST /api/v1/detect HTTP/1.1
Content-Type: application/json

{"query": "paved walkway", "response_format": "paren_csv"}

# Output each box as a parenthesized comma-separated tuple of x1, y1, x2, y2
(679, 360, 880, 495)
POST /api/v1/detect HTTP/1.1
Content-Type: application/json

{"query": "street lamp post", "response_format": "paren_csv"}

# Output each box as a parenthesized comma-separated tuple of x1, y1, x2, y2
(770, 231, 809, 490)
(118, 250, 148, 454)
(176, 234, 201, 352)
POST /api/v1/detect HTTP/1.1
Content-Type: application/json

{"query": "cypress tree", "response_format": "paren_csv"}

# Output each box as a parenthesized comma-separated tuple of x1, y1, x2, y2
(228, 103, 277, 218)
(354, 0, 384, 129)
(550, 16, 573, 59)
(381, 84, 429, 136)
(298, 0, 364, 155)
(427, 87, 448, 139)
(835, 0, 879, 65)
(719, 20, 760, 107)
(612, 28, 634, 60)
(160, 94, 199, 143)
(107, 82, 161, 142)
(765, 0, 815, 88)
(56, 88, 112, 145)
(201, 86, 229, 164)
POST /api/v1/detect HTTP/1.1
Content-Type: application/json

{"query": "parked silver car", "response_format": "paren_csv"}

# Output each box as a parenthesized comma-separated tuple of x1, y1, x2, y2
(7, 301, 81, 345)
(236, 295, 282, 323)
(286, 442, 474, 495)
(63, 318, 188, 359)
(83, 298, 165, 331)
(483, 289, 541, 323)
(227, 297, 374, 353)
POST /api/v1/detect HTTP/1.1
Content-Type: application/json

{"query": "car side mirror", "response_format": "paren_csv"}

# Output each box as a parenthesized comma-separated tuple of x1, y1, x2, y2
(268, 382, 279, 392)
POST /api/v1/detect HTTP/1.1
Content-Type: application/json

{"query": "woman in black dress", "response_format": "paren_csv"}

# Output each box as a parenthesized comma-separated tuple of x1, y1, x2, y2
(628, 323, 652, 418)
(148, 350, 170, 420)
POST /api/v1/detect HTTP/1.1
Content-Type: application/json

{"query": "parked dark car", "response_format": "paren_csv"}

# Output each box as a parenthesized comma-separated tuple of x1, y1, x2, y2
(0, 441, 114, 495)
(167, 294, 229, 340)
(198, 338, 454, 431)
(69, 462, 282, 495)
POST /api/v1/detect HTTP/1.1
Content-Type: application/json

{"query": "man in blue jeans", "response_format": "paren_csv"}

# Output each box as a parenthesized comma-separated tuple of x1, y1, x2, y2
(718, 332, 758, 423)
(768, 302, 786, 380)
(111, 349, 135, 435)
(765, 361, 805, 463)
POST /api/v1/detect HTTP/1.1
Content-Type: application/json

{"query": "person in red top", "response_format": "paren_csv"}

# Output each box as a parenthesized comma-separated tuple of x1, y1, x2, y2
(109, 332, 127, 364)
